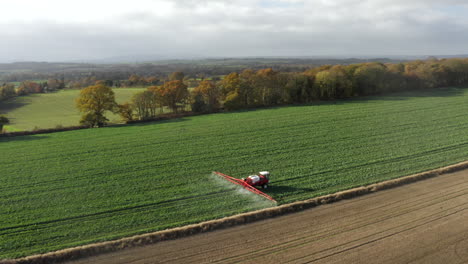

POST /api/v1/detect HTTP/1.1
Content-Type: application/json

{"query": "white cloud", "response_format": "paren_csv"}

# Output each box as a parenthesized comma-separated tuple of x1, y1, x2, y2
(0, 0, 467, 61)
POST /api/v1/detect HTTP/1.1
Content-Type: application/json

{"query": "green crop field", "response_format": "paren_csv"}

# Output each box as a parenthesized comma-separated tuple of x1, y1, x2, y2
(2, 88, 468, 259)
(0, 88, 145, 131)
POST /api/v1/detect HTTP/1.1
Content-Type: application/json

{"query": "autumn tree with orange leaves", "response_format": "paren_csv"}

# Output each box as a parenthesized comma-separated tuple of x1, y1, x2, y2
(154, 80, 189, 113)
(192, 80, 221, 112)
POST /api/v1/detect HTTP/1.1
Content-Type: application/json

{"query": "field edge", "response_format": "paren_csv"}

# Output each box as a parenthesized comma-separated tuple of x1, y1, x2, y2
(5, 160, 468, 264)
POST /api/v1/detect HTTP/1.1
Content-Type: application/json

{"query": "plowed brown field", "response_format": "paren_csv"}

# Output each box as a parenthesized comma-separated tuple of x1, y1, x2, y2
(69, 170, 468, 264)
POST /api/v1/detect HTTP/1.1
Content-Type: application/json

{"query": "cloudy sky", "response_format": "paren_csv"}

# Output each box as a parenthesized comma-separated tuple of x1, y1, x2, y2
(1, 0, 467, 62)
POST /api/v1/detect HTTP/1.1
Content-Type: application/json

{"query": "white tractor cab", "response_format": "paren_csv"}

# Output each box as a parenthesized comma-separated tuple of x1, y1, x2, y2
(243, 171, 270, 189)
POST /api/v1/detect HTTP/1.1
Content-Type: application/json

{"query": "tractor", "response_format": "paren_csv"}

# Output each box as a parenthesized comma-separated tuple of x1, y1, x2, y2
(243, 171, 270, 189)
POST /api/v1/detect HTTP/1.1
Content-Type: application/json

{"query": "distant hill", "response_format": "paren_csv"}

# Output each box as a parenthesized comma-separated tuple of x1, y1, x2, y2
(2, 55, 466, 82)
(0, 57, 408, 81)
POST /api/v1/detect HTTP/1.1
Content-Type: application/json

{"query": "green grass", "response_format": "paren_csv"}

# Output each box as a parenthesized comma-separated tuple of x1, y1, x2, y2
(0, 88, 145, 131)
(2, 88, 468, 259)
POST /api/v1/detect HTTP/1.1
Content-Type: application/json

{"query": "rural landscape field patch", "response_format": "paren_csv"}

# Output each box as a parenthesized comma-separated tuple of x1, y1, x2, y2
(1, 88, 468, 259)
(0, 88, 145, 131)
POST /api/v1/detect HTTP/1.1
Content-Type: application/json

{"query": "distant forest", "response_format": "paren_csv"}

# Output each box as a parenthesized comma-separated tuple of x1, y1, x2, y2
(0, 58, 405, 82)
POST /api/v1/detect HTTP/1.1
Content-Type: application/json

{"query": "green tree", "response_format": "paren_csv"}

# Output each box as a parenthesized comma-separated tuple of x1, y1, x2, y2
(441, 59, 468, 86)
(315, 71, 335, 99)
(0, 84, 16, 101)
(223, 91, 243, 110)
(0, 115, 9, 133)
(385, 63, 407, 92)
(117, 103, 134, 122)
(191, 93, 207, 113)
(314, 66, 354, 100)
(221, 72, 244, 110)
(255, 68, 282, 105)
(221, 72, 241, 98)
(76, 84, 117, 127)
(284, 73, 313, 103)
(131, 91, 159, 120)
(353, 63, 389, 95)
(239, 69, 256, 106)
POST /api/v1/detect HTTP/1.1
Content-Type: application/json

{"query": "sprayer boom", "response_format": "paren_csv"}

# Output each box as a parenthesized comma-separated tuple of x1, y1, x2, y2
(213, 171, 276, 202)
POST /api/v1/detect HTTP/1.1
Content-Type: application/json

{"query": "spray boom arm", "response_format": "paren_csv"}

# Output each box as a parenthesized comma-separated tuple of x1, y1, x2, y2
(213, 171, 276, 202)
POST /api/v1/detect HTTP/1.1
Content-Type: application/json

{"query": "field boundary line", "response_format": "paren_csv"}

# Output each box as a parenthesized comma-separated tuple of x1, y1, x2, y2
(0, 111, 206, 137)
(5, 160, 468, 264)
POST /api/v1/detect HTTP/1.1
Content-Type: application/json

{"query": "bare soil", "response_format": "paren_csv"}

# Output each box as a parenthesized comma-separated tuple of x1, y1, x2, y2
(69, 170, 468, 264)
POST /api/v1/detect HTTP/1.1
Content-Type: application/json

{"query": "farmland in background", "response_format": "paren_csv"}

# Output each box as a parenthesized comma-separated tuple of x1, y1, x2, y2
(6, 80, 46, 88)
(2, 88, 468, 259)
(0, 88, 145, 131)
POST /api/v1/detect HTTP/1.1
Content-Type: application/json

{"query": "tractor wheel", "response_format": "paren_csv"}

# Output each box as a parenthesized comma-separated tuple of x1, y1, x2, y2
(262, 184, 268, 189)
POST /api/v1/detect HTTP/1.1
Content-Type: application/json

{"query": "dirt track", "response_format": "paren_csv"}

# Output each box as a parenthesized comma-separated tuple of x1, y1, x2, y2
(70, 170, 468, 264)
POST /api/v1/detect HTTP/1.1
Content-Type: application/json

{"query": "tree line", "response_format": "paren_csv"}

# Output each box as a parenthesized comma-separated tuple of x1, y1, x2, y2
(219, 58, 468, 109)
(0, 79, 65, 132)
(0, 79, 65, 102)
(1, 58, 402, 84)
(75, 72, 190, 126)
(2, 58, 468, 131)
(74, 58, 468, 128)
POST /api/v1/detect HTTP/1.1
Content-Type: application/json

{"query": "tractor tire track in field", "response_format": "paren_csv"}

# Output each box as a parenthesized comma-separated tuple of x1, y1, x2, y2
(0, 189, 236, 236)
(68, 169, 468, 264)
(276, 141, 468, 184)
